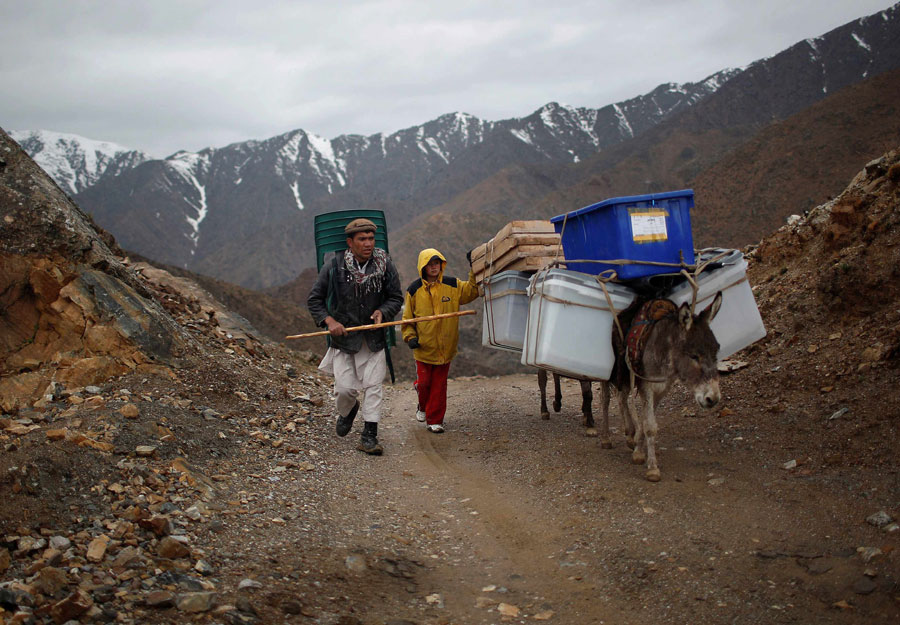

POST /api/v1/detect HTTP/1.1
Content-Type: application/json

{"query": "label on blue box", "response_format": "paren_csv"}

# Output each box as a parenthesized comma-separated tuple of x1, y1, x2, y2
(629, 208, 669, 243)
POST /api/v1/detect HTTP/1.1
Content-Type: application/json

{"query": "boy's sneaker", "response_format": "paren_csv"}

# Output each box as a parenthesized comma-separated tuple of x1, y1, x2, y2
(415, 408, 426, 422)
(426, 424, 444, 434)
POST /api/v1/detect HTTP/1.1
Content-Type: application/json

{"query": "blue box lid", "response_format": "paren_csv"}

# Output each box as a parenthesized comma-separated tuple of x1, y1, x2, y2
(550, 189, 694, 223)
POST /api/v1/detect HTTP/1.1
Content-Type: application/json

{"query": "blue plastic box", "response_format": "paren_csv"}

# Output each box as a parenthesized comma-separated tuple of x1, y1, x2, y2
(550, 190, 695, 280)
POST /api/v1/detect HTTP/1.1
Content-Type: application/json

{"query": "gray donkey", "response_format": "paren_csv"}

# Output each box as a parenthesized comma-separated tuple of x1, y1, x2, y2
(598, 292, 723, 482)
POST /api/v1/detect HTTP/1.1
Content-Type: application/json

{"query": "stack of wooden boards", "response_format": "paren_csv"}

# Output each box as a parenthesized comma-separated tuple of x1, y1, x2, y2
(471, 221, 564, 284)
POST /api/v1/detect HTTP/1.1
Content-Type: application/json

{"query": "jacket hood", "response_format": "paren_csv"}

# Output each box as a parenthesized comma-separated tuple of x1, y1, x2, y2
(417, 248, 446, 280)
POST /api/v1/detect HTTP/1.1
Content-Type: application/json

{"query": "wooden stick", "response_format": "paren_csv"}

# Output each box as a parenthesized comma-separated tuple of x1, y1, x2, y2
(285, 309, 476, 340)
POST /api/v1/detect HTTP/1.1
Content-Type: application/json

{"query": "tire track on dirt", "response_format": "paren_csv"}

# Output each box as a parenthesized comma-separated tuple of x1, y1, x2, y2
(396, 385, 630, 624)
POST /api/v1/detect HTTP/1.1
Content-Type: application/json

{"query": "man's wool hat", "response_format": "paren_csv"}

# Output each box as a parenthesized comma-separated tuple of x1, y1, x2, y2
(345, 218, 377, 235)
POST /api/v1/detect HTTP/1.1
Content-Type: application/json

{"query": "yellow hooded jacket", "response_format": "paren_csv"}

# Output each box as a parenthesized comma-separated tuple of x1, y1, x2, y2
(402, 248, 479, 365)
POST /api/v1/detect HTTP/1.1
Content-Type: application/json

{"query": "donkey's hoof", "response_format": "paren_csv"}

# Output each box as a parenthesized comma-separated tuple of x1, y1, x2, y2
(600, 439, 612, 449)
(631, 451, 646, 465)
(626, 437, 636, 450)
(540, 411, 550, 421)
(553, 401, 562, 413)
(645, 468, 661, 482)
(584, 427, 598, 438)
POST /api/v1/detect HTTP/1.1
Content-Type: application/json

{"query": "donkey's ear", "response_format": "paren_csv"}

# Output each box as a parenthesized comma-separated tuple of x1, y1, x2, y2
(700, 291, 723, 324)
(677, 302, 693, 331)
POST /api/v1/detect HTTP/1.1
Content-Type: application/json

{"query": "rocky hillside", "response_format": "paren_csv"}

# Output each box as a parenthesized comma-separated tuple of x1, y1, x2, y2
(732, 147, 900, 477)
(0, 128, 347, 624)
(691, 67, 900, 247)
(129, 255, 320, 357)
(0, 129, 188, 413)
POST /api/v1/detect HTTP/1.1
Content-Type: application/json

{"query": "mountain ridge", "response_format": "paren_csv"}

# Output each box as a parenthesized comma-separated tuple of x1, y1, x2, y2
(10, 3, 900, 289)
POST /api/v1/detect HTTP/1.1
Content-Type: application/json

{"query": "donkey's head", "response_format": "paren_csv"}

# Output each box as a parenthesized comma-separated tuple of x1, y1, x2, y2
(673, 292, 723, 409)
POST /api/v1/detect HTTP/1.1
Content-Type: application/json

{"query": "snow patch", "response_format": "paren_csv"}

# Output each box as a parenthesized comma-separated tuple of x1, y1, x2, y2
(307, 132, 347, 186)
(290, 181, 304, 210)
(851, 32, 872, 52)
(425, 137, 449, 163)
(612, 104, 634, 138)
(509, 129, 534, 145)
(167, 152, 209, 247)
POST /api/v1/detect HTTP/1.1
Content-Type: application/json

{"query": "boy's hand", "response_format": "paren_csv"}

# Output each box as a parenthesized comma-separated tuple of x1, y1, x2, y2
(407, 338, 420, 350)
(370, 310, 383, 324)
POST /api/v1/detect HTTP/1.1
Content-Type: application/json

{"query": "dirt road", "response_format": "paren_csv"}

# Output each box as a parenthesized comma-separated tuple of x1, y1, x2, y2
(205, 372, 898, 625)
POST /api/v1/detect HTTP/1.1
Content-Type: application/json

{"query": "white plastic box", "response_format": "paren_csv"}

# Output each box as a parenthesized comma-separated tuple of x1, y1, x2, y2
(482, 270, 531, 352)
(521, 269, 636, 380)
(665, 249, 766, 360)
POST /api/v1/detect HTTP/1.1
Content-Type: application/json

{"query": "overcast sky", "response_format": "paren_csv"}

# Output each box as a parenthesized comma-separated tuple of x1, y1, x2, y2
(1, 0, 894, 157)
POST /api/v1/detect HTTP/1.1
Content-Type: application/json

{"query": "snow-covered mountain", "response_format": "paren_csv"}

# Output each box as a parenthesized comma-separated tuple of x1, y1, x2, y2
(56, 67, 736, 283)
(13, 3, 900, 288)
(8, 130, 150, 196)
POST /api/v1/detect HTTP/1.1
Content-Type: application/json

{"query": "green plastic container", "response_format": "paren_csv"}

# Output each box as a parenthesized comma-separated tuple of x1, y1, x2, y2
(314, 209, 389, 270)
(312, 209, 395, 347)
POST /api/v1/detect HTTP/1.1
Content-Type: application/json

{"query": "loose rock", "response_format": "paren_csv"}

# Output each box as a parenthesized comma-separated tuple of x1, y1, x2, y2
(238, 578, 263, 591)
(50, 590, 94, 623)
(86, 535, 109, 562)
(852, 577, 877, 595)
(176, 591, 217, 613)
(157, 536, 191, 559)
(49, 536, 71, 551)
(34, 566, 69, 596)
(345, 553, 367, 573)
(865, 510, 893, 528)
(135, 445, 157, 457)
(145, 590, 175, 608)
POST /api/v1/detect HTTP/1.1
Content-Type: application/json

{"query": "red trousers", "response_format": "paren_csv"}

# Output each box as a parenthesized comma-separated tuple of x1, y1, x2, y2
(415, 361, 451, 425)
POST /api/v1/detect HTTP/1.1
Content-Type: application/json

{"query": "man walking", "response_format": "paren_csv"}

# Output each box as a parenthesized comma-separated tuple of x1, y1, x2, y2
(402, 248, 479, 433)
(307, 218, 403, 454)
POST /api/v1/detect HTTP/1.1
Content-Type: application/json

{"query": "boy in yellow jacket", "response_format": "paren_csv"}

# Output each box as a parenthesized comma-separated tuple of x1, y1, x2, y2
(402, 248, 479, 433)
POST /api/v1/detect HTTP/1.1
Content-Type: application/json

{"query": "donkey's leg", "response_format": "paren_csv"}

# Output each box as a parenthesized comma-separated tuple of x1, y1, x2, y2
(615, 388, 637, 450)
(598, 383, 612, 448)
(552, 373, 562, 413)
(580, 380, 597, 436)
(538, 369, 550, 420)
(631, 388, 647, 466)
(625, 391, 639, 449)
(642, 386, 665, 482)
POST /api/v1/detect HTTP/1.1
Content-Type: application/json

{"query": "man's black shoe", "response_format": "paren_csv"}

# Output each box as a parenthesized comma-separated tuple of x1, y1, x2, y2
(357, 421, 383, 455)
(336, 401, 359, 437)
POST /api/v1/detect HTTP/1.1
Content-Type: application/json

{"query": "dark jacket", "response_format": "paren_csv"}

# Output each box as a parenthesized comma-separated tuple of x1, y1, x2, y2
(307, 252, 403, 354)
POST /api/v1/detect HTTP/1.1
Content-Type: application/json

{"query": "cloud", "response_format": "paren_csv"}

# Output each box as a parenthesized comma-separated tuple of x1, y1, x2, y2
(0, 0, 893, 156)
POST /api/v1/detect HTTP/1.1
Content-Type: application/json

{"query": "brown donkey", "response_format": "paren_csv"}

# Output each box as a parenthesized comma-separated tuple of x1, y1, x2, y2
(599, 292, 723, 481)
(537, 370, 596, 435)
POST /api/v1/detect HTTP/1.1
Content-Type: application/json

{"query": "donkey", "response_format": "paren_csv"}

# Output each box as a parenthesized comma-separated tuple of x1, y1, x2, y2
(537, 370, 597, 436)
(598, 292, 723, 482)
